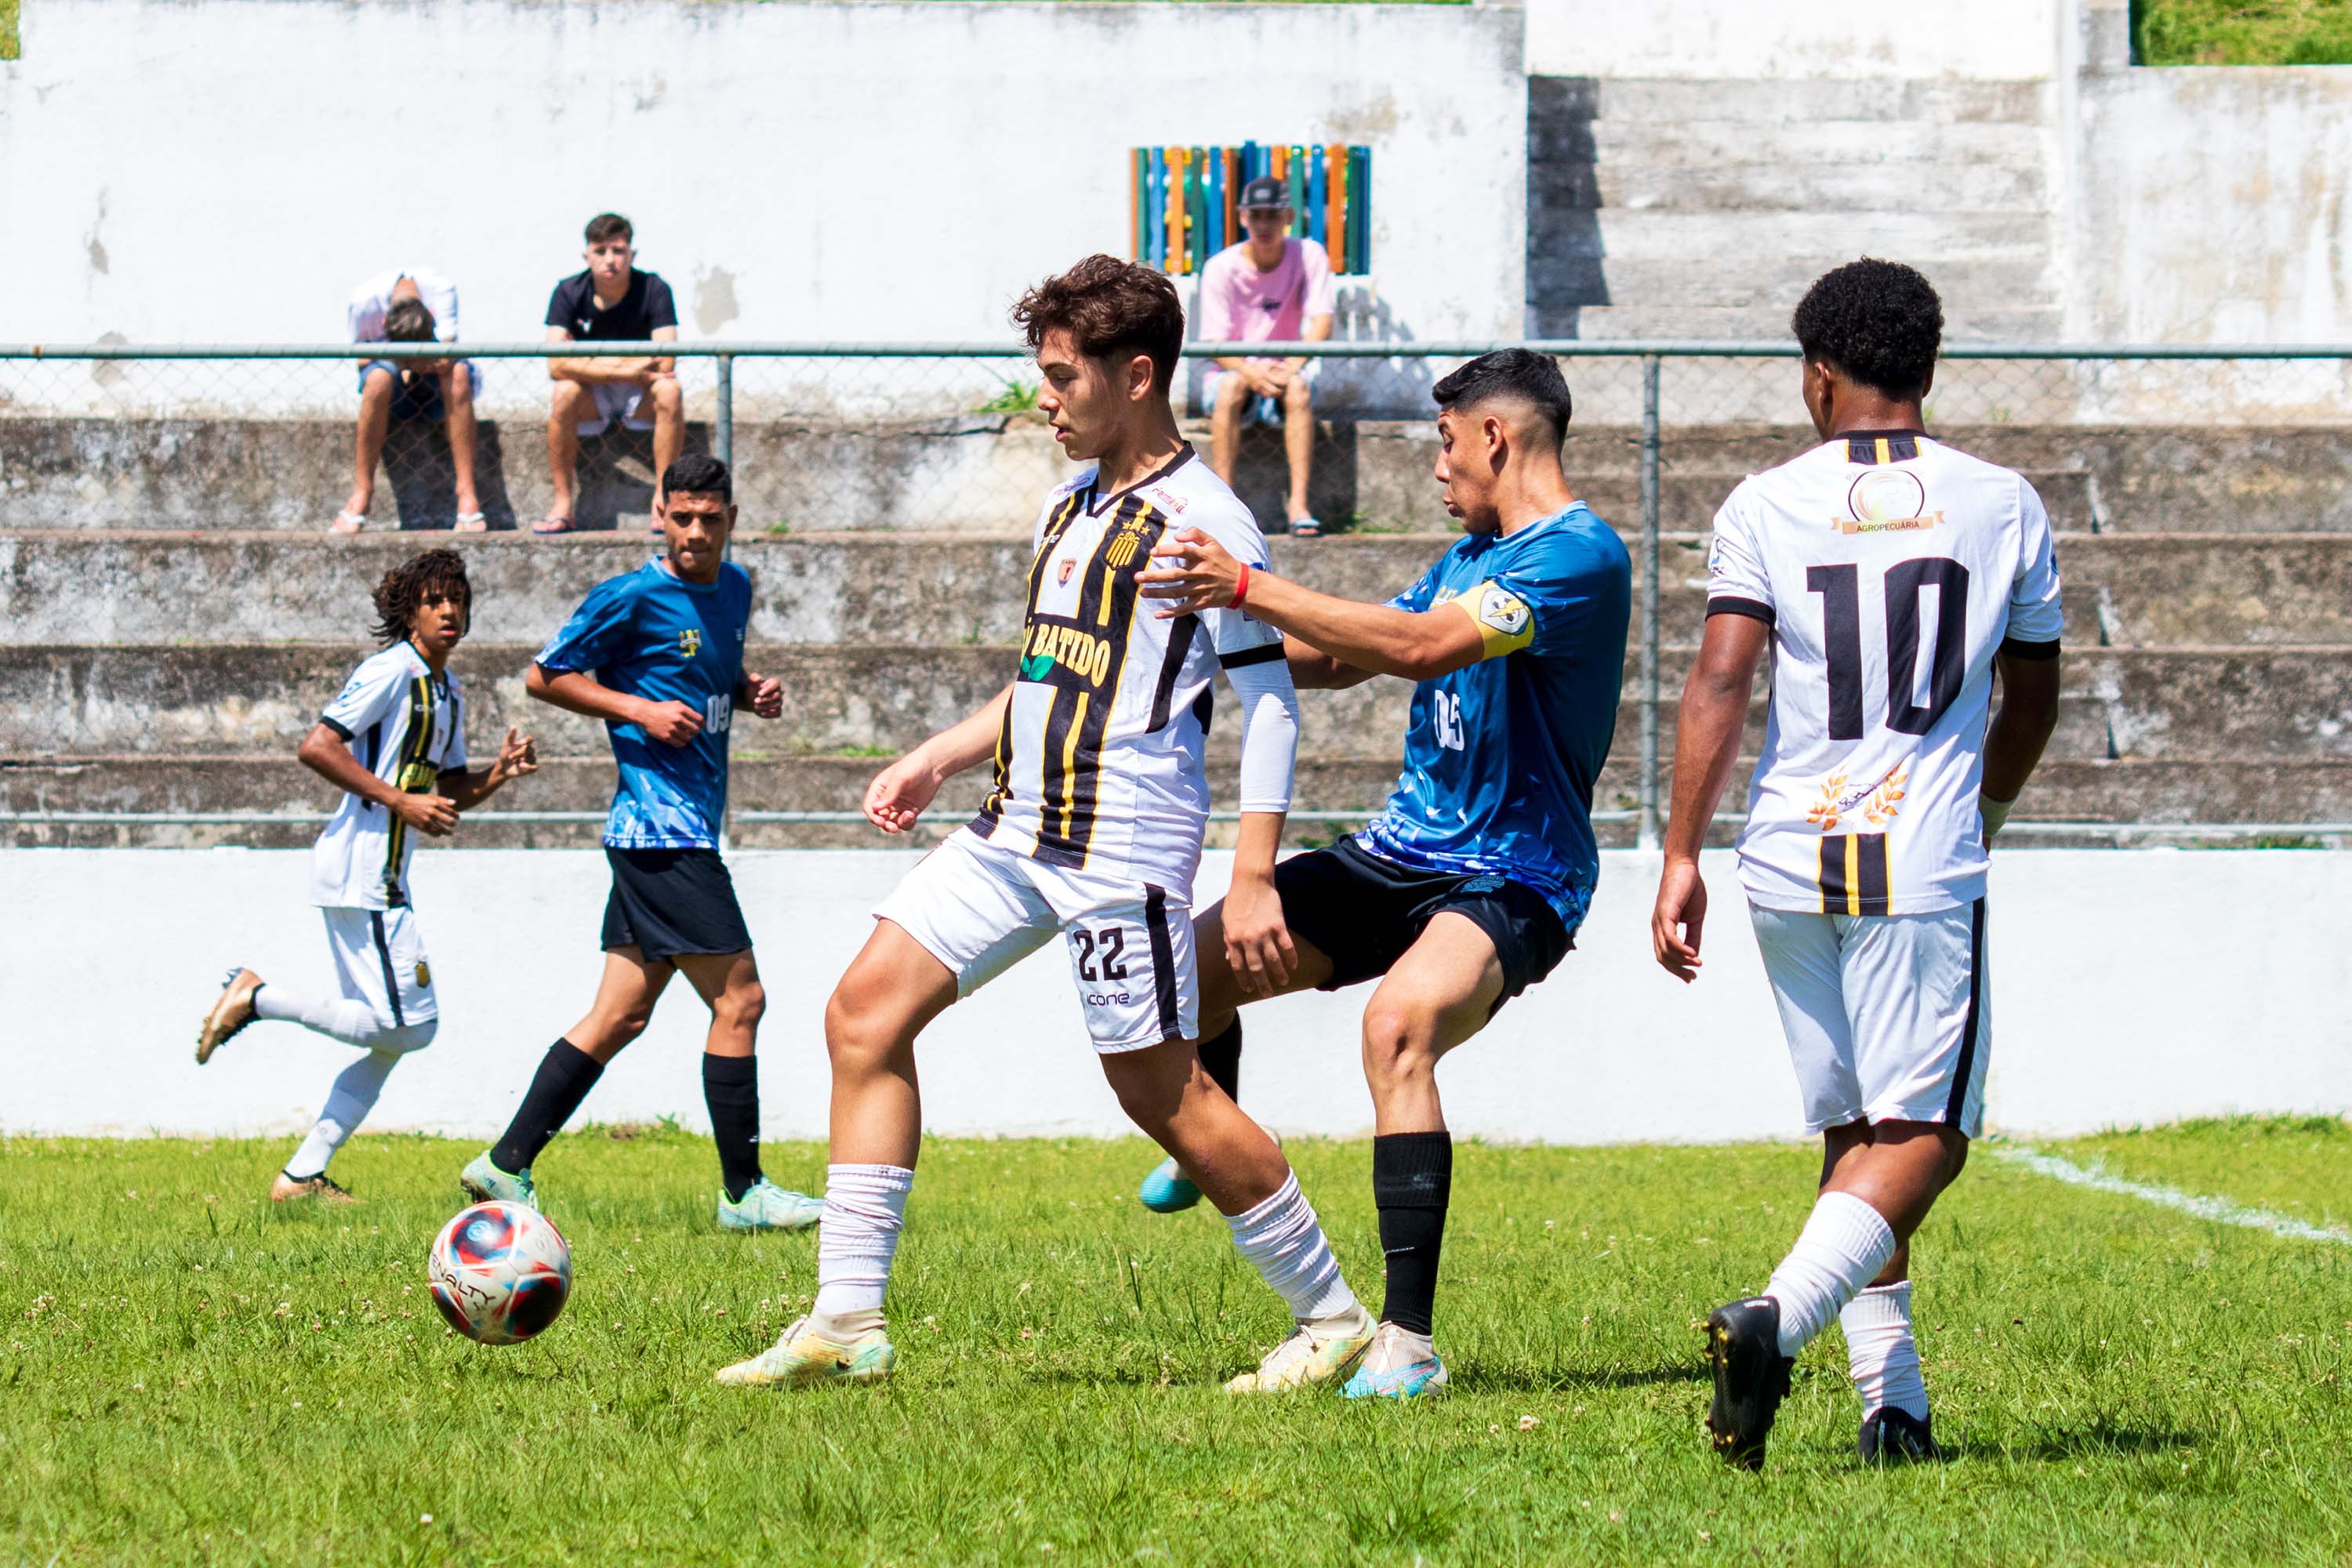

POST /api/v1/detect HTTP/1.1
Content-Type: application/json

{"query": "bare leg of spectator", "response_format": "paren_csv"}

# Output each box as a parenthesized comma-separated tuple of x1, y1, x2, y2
(544, 380, 599, 531)
(441, 363, 485, 528)
(1283, 376, 1316, 528)
(340, 368, 397, 532)
(648, 376, 685, 506)
(1210, 373, 1250, 485)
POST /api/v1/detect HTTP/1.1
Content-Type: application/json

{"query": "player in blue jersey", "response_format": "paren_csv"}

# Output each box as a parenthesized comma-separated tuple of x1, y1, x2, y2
(1138, 349, 1631, 1398)
(459, 455, 823, 1232)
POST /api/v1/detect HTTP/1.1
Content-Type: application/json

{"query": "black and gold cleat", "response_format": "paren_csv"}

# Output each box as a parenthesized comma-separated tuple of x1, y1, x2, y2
(1859, 1406, 1943, 1465)
(197, 967, 264, 1065)
(1703, 1297, 1795, 1472)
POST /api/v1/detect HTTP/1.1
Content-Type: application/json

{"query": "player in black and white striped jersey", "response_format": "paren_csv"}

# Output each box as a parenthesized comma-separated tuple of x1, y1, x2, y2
(196, 550, 535, 1202)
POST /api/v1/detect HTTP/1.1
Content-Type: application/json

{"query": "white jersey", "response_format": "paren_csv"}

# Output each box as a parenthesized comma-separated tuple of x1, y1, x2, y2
(1706, 430, 2063, 915)
(968, 446, 1282, 894)
(309, 641, 468, 909)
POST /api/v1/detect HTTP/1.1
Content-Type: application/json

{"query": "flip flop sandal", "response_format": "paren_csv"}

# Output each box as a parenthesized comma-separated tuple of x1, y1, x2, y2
(1289, 515, 1324, 538)
(529, 515, 578, 535)
(454, 511, 488, 533)
(330, 509, 367, 535)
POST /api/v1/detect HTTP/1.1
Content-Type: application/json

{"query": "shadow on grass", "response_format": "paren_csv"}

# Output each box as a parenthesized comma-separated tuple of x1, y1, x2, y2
(2005, 1424, 2201, 1461)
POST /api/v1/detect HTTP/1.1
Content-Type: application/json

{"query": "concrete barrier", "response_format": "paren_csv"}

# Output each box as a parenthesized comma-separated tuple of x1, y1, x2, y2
(4, 848, 2343, 1143)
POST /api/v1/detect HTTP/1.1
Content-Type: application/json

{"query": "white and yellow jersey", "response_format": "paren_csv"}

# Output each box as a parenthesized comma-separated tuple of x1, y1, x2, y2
(1707, 430, 2063, 916)
(969, 446, 1283, 894)
(308, 641, 468, 910)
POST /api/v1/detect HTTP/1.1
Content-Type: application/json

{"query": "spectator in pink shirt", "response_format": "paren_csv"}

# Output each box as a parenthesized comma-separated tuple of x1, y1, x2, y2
(1198, 176, 1338, 535)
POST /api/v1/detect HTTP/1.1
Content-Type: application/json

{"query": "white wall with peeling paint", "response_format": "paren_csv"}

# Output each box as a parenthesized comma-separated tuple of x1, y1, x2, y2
(1526, 0, 2061, 82)
(3, 848, 2344, 1145)
(0, 0, 1523, 361)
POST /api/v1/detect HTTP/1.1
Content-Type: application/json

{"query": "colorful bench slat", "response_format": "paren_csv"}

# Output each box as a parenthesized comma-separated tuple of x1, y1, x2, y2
(1131, 143, 1371, 275)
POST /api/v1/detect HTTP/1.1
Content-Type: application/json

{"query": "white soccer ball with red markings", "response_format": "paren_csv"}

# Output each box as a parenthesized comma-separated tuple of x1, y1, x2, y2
(427, 1201, 572, 1345)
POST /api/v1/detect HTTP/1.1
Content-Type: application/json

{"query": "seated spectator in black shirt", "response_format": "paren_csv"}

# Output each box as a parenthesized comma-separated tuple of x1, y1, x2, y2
(534, 212, 682, 534)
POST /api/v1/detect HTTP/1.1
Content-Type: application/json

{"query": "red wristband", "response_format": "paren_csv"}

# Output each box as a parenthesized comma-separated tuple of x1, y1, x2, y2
(1232, 561, 1251, 608)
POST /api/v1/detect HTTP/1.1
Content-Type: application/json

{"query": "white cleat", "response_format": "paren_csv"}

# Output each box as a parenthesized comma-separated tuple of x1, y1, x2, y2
(1225, 1308, 1375, 1395)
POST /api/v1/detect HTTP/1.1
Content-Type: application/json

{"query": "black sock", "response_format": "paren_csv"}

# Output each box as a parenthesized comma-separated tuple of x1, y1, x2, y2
(490, 1040, 604, 1174)
(702, 1053, 764, 1203)
(1372, 1131, 1453, 1337)
(1196, 1016, 1243, 1102)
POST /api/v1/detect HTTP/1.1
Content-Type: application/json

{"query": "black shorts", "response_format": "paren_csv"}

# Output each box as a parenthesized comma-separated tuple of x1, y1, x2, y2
(1273, 837, 1573, 1015)
(601, 847, 753, 964)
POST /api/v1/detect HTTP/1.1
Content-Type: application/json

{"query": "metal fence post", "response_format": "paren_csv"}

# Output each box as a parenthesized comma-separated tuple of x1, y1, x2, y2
(1638, 354, 1662, 851)
(715, 353, 735, 474)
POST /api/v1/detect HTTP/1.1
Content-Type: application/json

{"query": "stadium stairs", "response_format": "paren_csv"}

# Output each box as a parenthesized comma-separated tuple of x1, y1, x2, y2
(4, 419, 2349, 850)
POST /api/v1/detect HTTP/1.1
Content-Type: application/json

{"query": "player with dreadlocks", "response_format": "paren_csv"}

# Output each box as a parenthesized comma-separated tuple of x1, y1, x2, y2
(196, 547, 539, 1202)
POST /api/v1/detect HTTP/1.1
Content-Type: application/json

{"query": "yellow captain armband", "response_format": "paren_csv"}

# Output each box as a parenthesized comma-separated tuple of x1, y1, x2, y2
(1445, 580, 1537, 659)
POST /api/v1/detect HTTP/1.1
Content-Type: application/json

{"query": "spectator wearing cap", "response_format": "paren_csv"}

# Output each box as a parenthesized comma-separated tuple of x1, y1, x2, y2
(535, 212, 682, 535)
(339, 269, 484, 534)
(1196, 174, 1338, 535)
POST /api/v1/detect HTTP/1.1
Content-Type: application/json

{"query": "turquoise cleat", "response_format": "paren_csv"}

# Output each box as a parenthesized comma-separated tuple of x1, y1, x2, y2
(1138, 1156, 1203, 1214)
(716, 1316, 895, 1388)
(718, 1178, 825, 1232)
(458, 1152, 536, 1210)
(1342, 1323, 1451, 1401)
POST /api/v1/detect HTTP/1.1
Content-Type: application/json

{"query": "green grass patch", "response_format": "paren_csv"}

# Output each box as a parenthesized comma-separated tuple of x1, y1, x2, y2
(2044, 1115, 2352, 1229)
(2135, 0, 2352, 64)
(1, 0, 19, 60)
(3, 1127, 2347, 1563)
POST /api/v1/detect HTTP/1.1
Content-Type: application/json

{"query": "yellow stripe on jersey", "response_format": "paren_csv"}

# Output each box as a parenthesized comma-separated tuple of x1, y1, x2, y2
(1875, 437, 1891, 466)
(1057, 692, 1090, 842)
(1441, 579, 1537, 660)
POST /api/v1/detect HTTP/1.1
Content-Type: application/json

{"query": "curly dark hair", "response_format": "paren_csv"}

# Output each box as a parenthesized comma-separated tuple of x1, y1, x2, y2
(1791, 259, 1944, 400)
(1012, 254, 1185, 394)
(371, 548, 471, 646)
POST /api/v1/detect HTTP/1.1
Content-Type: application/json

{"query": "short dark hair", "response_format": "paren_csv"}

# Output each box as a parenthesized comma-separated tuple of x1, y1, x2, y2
(372, 548, 470, 646)
(1431, 348, 1573, 448)
(585, 212, 633, 247)
(1791, 259, 1944, 400)
(1012, 255, 1185, 394)
(383, 297, 437, 344)
(662, 453, 732, 502)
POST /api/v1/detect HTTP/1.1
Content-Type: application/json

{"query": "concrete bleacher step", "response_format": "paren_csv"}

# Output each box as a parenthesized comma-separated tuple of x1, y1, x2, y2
(8, 754, 2344, 851)
(6, 644, 2347, 764)
(9, 419, 2351, 533)
(5, 530, 2349, 649)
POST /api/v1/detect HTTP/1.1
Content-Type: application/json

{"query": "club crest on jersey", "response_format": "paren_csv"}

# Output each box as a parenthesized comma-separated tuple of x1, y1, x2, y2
(1835, 470, 1943, 535)
(1805, 762, 1908, 833)
(679, 628, 702, 658)
(415, 960, 432, 988)
(1057, 557, 1076, 586)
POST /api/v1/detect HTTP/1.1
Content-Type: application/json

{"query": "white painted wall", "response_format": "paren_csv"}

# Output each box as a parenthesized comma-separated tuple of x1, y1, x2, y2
(5, 848, 2344, 1144)
(1526, 0, 2060, 81)
(0, 0, 1523, 379)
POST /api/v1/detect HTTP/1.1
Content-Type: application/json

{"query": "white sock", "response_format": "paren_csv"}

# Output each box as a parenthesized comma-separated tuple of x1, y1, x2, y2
(812, 1163, 914, 1320)
(1842, 1280, 1929, 1421)
(1225, 1171, 1363, 1328)
(1764, 1189, 1898, 1358)
(254, 985, 379, 1047)
(284, 1050, 401, 1178)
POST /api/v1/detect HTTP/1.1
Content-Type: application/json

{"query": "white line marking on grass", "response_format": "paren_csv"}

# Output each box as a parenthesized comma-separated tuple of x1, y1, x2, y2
(1994, 1145, 2352, 1246)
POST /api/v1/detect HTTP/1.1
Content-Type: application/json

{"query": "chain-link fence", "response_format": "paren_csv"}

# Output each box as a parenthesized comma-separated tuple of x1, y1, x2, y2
(5, 338, 2351, 846)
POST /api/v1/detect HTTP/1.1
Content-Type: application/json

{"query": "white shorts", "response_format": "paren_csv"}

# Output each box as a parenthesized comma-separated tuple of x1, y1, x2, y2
(873, 829, 1197, 1053)
(573, 382, 659, 437)
(1749, 899, 1989, 1138)
(323, 906, 438, 1029)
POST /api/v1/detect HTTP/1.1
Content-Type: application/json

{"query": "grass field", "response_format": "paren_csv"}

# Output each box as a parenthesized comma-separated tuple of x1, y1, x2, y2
(4, 1120, 2347, 1565)
(2136, 0, 2352, 64)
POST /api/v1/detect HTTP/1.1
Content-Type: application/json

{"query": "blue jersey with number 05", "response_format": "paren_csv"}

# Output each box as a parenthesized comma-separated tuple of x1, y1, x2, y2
(1356, 504, 1631, 933)
(535, 559, 751, 850)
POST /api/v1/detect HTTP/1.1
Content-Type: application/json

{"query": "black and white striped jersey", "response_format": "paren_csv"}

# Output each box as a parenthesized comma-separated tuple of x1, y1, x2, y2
(308, 641, 467, 909)
(970, 446, 1282, 893)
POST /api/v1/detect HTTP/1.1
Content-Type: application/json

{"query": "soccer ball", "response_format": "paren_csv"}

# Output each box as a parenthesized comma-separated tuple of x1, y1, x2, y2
(427, 1201, 572, 1345)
